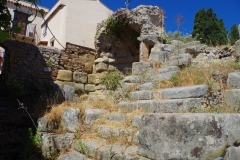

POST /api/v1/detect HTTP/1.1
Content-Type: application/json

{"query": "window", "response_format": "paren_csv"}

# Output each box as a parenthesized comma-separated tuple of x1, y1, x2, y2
(13, 11, 28, 36)
(43, 22, 48, 37)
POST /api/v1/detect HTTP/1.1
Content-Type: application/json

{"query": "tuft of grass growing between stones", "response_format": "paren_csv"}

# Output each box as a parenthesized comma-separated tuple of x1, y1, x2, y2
(100, 69, 123, 91)
(155, 60, 240, 89)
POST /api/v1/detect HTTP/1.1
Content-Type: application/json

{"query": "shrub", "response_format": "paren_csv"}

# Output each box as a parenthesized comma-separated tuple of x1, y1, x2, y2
(100, 69, 122, 91)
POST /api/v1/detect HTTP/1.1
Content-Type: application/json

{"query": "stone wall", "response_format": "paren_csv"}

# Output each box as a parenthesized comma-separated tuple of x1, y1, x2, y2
(95, 5, 165, 71)
(38, 46, 62, 81)
(54, 43, 106, 98)
(0, 40, 104, 99)
(1, 40, 52, 83)
(60, 43, 96, 73)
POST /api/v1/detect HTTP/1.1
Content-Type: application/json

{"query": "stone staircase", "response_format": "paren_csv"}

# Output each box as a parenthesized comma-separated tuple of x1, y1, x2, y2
(37, 65, 214, 160)
(36, 63, 240, 160)
(118, 85, 207, 113)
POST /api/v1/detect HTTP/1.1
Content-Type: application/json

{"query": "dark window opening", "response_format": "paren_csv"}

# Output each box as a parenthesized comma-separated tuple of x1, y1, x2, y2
(13, 11, 28, 36)
(50, 40, 54, 47)
(148, 45, 154, 56)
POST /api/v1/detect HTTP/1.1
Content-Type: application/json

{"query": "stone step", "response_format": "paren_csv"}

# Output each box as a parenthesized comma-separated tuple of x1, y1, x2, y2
(97, 125, 134, 142)
(123, 66, 179, 85)
(72, 139, 149, 160)
(130, 90, 153, 100)
(130, 85, 208, 100)
(137, 113, 240, 160)
(118, 98, 202, 112)
(155, 85, 208, 99)
(146, 66, 180, 82)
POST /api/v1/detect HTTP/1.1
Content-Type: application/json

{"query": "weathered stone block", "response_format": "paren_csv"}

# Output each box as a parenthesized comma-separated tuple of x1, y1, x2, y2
(84, 109, 106, 124)
(106, 113, 126, 122)
(131, 90, 153, 100)
(96, 62, 108, 73)
(58, 151, 89, 160)
(132, 115, 143, 127)
(149, 43, 174, 64)
(138, 82, 154, 90)
(73, 72, 88, 83)
(156, 98, 202, 113)
(88, 74, 96, 84)
(42, 133, 75, 159)
(56, 70, 73, 82)
(132, 62, 153, 76)
(96, 144, 126, 160)
(118, 101, 138, 111)
(227, 72, 240, 89)
(225, 89, 240, 108)
(74, 140, 105, 158)
(138, 113, 240, 160)
(74, 83, 84, 93)
(88, 73, 105, 84)
(63, 85, 75, 102)
(98, 125, 133, 139)
(146, 66, 180, 81)
(235, 39, 240, 61)
(162, 53, 192, 67)
(85, 84, 96, 92)
(37, 117, 55, 132)
(61, 108, 80, 132)
(159, 85, 208, 99)
(84, 63, 93, 74)
(224, 146, 240, 160)
(95, 57, 108, 63)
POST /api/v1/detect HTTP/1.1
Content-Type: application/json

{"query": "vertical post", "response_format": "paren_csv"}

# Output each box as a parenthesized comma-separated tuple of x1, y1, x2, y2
(139, 42, 149, 62)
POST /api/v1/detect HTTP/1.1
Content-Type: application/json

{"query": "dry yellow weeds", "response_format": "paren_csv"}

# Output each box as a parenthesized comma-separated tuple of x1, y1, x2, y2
(154, 60, 240, 90)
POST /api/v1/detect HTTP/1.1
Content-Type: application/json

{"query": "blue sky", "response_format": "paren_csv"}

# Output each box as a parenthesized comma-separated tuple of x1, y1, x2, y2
(37, 0, 240, 35)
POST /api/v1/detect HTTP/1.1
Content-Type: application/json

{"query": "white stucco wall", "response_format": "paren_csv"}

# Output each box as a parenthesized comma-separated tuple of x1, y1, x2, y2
(40, 1, 67, 49)
(7, 1, 48, 41)
(41, 0, 112, 49)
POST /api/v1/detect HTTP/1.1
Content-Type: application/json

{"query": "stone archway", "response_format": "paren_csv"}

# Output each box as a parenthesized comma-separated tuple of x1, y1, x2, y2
(95, 5, 164, 71)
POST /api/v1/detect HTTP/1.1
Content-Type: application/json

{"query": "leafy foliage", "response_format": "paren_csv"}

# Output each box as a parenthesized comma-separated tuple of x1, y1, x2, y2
(192, 8, 228, 46)
(0, 0, 45, 43)
(229, 24, 240, 45)
(101, 69, 123, 91)
(19, 128, 42, 160)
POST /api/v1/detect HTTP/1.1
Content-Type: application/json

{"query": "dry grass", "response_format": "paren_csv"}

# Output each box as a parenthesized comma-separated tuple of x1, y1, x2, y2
(45, 95, 118, 123)
(155, 60, 240, 90)
(42, 59, 240, 146)
(43, 93, 145, 145)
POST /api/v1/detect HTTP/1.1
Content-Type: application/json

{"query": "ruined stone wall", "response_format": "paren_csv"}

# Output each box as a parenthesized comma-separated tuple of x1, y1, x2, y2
(38, 46, 62, 81)
(95, 5, 165, 71)
(1, 40, 52, 83)
(60, 43, 96, 74)
(54, 43, 105, 96)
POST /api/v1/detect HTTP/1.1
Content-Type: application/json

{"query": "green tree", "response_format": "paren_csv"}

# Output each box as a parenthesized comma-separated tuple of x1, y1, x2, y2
(0, 0, 44, 43)
(192, 8, 228, 46)
(229, 24, 240, 45)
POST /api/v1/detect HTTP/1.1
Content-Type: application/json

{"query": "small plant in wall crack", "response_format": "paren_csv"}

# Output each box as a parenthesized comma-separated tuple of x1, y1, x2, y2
(46, 59, 53, 67)
(75, 139, 90, 157)
(100, 69, 123, 91)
